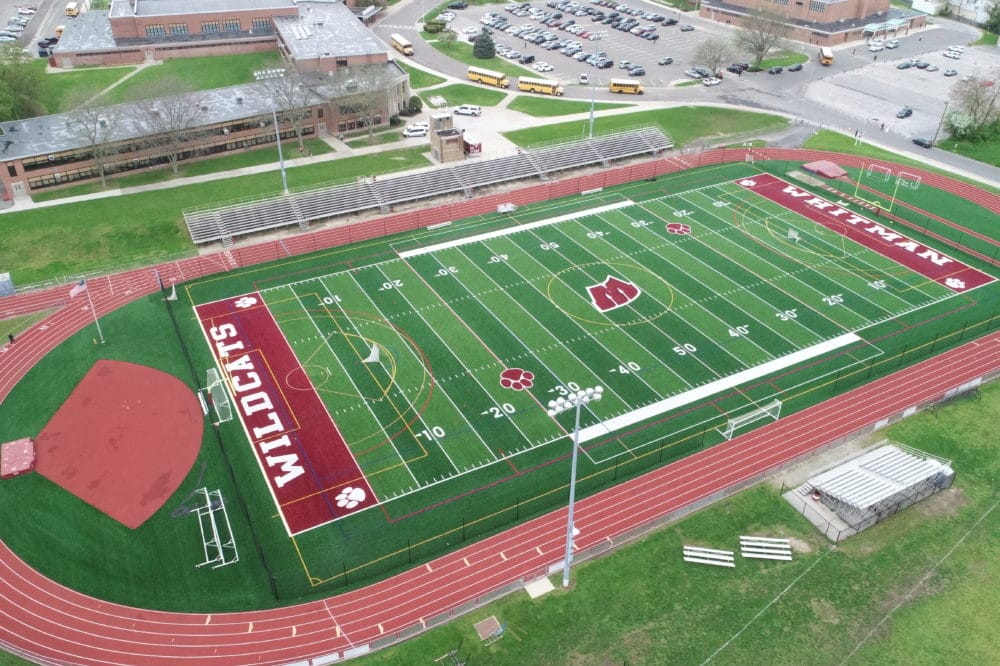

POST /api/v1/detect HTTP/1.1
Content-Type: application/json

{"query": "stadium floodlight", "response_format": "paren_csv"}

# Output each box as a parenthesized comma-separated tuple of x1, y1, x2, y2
(587, 32, 607, 139)
(547, 385, 603, 588)
(253, 68, 290, 195)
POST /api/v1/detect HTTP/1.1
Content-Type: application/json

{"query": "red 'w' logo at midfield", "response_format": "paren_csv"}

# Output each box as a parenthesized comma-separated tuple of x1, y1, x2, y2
(588, 276, 641, 312)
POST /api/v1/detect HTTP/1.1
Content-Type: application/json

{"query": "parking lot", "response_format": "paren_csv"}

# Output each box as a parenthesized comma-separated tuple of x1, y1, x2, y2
(442, 1, 723, 91)
(805, 43, 998, 143)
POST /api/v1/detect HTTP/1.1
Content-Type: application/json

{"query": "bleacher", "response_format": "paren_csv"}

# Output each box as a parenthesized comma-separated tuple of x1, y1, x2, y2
(806, 444, 954, 528)
(183, 126, 674, 245)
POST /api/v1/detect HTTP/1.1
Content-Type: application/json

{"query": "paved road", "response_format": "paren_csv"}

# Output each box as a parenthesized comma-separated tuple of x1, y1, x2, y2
(374, 0, 1000, 187)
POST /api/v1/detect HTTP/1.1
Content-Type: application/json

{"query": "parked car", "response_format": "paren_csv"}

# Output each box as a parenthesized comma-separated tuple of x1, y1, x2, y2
(768, 66, 783, 74)
(943, 51, 960, 59)
(925, 65, 939, 72)
(868, 43, 884, 52)
(886, 39, 900, 49)
(658, 56, 673, 65)
(896, 106, 913, 119)
(448, 0, 469, 8)
(679, 24, 694, 31)
(943, 68, 958, 76)
(912, 137, 932, 148)
(628, 66, 646, 76)
(402, 125, 428, 138)
(454, 104, 482, 116)
(702, 77, 721, 86)
(788, 63, 803, 72)
(896, 61, 913, 70)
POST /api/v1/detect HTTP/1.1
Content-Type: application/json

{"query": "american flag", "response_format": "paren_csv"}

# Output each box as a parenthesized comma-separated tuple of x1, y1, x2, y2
(69, 279, 87, 298)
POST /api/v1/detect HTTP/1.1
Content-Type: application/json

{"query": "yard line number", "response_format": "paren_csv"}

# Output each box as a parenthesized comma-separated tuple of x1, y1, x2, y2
(416, 426, 446, 441)
(481, 403, 516, 419)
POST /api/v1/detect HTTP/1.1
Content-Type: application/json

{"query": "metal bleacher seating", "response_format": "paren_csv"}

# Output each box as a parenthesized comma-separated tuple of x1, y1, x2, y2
(183, 126, 675, 245)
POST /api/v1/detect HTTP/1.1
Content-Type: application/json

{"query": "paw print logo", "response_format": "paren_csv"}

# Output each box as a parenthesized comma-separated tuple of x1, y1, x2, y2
(335, 486, 367, 510)
(738, 178, 757, 187)
(666, 222, 692, 235)
(945, 277, 966, 290)
(234, 296, 258, 309)
(500, 368, 534, 391)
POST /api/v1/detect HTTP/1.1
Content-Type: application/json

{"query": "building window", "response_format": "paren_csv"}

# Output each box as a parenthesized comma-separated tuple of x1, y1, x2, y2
(251, 18, 272, 32)
(169, 23, 189, 35)
(145, 24, 166, 37)
(222, 19, 240, 31)
(773, 0, 789, 4)
(202, 21, 220, 33)
(808, 0, 825, 10)
(336, 58, 348, 67)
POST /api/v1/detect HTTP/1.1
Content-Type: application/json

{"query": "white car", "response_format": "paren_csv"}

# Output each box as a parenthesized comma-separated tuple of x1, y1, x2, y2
(943, 51, 961, 59)
(438, 11, 456, 22)
(454, 104, 482, 116)
(463, 26, 479, 34)
(868, 43, 884, 52)
(886, 40, 900, 49)
(402, 125, 428, 138)
(702, 77, 721, 86)
(948, 45, 965, 53)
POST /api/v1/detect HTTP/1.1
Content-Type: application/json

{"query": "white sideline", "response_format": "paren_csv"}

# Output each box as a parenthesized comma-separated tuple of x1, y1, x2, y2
(397, 200, 635, 258)
(578, 332, 862, 444)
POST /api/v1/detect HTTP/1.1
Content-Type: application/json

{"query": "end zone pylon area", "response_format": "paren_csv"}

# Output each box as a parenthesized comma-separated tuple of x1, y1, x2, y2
(193, 488, 239, 569)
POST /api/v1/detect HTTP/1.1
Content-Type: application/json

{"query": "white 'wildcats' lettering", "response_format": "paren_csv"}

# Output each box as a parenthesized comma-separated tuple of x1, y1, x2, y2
(265, 453, 306, 488)
(782, 186, 810, 198)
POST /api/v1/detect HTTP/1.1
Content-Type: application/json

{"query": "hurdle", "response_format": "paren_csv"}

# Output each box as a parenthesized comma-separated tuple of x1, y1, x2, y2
(682, 545, 735, 568)
(740, 536, 792, 561)
(194, 488, 239, 569)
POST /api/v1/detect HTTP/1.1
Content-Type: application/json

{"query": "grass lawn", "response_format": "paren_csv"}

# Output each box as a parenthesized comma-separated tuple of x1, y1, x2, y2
(418, 83, 507, 107)
(506, 96, 632, 117)
(358, 382, 1000, 665)
(936, 136, 1000, 168)
(394, 61, 447, 89)
(0, 147, 432, 284)
(972, 31, 998, 46)
(31, 138, 334, 202)
(346, 130, 416, 148)
(758, 50, 810, 69)
(37, 63, 137, 114)
(802, 130, 1000, 194)
(428, 40, 535, 79)
(674, 80, 701, 87)
(97, 52, 284, 105)
(504, 106, 788, 148)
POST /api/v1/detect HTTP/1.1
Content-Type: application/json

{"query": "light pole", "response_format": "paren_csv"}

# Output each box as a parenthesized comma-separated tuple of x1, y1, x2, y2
(587, 32, 607, 139)
(932, 100, 949, 146)
(253, 68, 290, 194)
(547, 385, 603, 588)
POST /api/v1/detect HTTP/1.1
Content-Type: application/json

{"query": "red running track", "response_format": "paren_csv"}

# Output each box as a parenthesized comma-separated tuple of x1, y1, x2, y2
(1, 150, 999, 664)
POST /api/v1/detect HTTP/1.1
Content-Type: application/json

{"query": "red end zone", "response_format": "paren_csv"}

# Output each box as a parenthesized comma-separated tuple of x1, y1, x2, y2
(736, 174, 995, 293)
(196, 293, 377, 535)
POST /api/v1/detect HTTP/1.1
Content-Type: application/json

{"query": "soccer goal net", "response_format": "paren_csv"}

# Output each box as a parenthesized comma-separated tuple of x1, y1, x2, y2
(717, 398, 782, 440)
(200, 368, 233, 425)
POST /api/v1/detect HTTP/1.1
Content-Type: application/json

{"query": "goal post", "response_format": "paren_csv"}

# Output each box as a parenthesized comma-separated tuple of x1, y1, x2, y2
(717, 398, 782, 440)
(194, 488, 239, 569)
(201, 368, 233, 425)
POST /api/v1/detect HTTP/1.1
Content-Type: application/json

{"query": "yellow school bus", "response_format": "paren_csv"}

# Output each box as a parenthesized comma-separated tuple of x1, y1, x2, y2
(64, 2, 80, 16)
(609, 78, 644, 94)
(517, 76, 565, 96)
(819, 47, 834, 65)
(467, 66, 510, 89)
(390, 33, 414, 56)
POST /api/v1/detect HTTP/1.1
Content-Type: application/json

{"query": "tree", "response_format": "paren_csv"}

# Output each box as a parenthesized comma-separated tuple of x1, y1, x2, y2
(945, 71, 1000, 142)
(733, 9, 791, 66)
(336, 66, 399, 138)
(407, 95, 423, 115)
(694, 36, 735, 76)
(63, 93, 122, 188)
(985, 0, 1000, 34)
(473, 32, 496, 59)
(133, 76, 208, 175)
(0, 43, 44, 120)
(260, 67, 321, 152)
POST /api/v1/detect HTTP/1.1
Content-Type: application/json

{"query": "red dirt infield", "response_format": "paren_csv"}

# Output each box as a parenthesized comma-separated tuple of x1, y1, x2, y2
(34, 360, 203, 529)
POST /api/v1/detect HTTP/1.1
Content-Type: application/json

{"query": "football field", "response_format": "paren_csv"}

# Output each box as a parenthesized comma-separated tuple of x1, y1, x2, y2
(196, 173, 990, 538)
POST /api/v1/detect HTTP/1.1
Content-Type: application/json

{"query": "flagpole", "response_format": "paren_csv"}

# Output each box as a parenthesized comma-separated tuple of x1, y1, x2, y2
(85, 286, 106, 344)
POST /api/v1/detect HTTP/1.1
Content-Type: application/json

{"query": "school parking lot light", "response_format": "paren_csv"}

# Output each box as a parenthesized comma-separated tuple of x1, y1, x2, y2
(587, 32, 607, 139)
(253, 68, 290, 194)
(547, 385, 603, 588)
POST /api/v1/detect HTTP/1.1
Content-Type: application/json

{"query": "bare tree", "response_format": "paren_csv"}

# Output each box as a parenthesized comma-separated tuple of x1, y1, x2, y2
(694, 36, 735, 76)
(133, 76, 208, 175)
(260, 67, 321, 152)
(733, 9, 791, 66)
(336, 66, 400, 138)
(63, 92, 123, 188)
